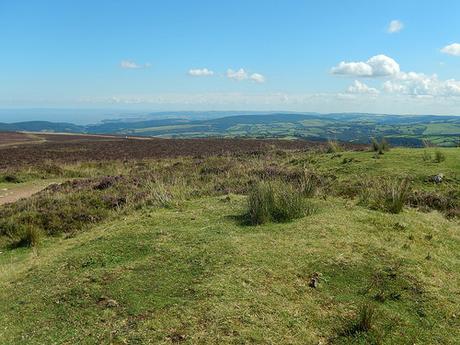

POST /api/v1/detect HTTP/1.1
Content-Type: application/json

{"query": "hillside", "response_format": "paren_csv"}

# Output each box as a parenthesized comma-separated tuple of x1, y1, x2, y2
(2, 112, 460, 147)
(0, 140, 459, 344)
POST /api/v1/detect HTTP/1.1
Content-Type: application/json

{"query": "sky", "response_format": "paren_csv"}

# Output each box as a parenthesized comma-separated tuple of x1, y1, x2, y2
(1, 0, 460, 118)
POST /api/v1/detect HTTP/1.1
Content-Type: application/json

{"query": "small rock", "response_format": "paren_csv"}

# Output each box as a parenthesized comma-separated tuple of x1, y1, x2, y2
(432, 173, 444, 184)
(106, 299, 119, 308)
(309, 272, 321, 288)
(98, 296, 119, 308)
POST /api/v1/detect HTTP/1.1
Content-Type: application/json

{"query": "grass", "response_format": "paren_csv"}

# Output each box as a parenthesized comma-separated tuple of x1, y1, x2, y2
(245, 180, 308, 225)
(0, 146, 459, 344)
(0, 196, 459, 344)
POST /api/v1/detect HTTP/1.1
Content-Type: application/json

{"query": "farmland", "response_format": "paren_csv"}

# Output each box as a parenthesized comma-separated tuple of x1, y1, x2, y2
(2, 112, 460, 147)
(0, 134, 459, 344)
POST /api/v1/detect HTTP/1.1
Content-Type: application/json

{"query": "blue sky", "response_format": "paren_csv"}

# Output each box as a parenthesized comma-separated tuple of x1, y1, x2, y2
(1, 0, 460, 116)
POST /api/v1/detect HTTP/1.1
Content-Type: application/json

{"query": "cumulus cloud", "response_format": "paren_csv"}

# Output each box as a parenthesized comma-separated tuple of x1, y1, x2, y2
(249, 73, 266, 83)
(226, 68, 266, 83)
(334, 54, 460, 98)
(441, 43, 460, 57)
(383, 72, 460, 97)
(227, 68, 249, 81)
(347, 80, 379, 94)
(387, 20, 404, 33)
(120, 60, 151, 69)
(188, 68, 214, 76)
(331, 55, 400, 77)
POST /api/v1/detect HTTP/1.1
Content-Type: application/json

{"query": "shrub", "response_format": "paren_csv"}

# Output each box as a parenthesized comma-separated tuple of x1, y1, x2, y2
(422, 150, 431, 162)
(16, 225, 42, 248)
(360, 178, 411, 214)
(380, 138, 390, 152)
(326, 140, 342, 153)
(0, 174, 21, 183)
(246, 180, 307, 225)
(434, 150, 446, 163)
(370, 137, 390, 155)
(385, 179, 411, 214)
(246, 181, 275, 225)
(270, 183, 305, 222)
(298, 171, 317, 197)
(408, 189, 459, 218)
(342, 304, 376, 336)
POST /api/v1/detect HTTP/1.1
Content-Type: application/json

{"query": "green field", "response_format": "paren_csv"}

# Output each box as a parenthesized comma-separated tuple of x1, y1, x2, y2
(0, 146, 459, 344)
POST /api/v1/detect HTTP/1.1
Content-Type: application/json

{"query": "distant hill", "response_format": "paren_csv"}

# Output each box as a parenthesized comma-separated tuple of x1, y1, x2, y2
(0, 121, 83, 133)
(1, 113, 460, 146)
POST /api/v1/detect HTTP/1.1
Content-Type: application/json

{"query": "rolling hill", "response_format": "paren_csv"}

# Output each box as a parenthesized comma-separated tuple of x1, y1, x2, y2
(1, 112, 460, 146)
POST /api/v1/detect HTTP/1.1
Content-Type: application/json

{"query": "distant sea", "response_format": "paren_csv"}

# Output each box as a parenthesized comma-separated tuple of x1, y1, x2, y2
(0, 108, 147, 125)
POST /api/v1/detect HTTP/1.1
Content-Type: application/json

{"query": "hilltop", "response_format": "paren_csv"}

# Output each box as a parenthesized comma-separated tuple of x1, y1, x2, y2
(0, 133, 459, 344)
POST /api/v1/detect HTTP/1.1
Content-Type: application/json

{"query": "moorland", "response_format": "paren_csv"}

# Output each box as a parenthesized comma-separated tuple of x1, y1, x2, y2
(0, 132, 459, 344)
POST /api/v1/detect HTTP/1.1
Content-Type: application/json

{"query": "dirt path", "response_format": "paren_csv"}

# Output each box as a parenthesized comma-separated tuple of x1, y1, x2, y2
(0, 181, 55, 205)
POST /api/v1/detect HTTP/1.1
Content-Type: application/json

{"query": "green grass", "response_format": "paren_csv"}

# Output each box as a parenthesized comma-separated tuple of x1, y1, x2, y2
(0, 196, 459, 344)
(0, 147, 459, 344)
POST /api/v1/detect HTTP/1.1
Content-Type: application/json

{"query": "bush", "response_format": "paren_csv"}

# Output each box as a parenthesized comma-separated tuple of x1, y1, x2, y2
(246, 181, 275, 225)
(422, 150, 431, 162)
(434, 150, 446, 163)
(370, 137, 390, 155)
(16, 225, 42, 248)
(271, 183, 306, 222)
(326, 140, 342, 153)
(360, 178, 411, 214)
(0, 174, 22, 183)
(298, 171, 317, 197)
(342, 304, 376, 336)
(385, 179, 411, 214)
(246, 180, 308, 225)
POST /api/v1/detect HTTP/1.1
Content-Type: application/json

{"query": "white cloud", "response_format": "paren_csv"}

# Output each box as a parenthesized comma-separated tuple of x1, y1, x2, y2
(249, 73, 266, 83)
(334, 54, 460, 99)
(226, 68, 266, 83)
(387, 20, 404, 34)
(79, 91, 460, 115)
(227, 68, 249, 81)
(383, 72, 460, 97)
(331, 54, 400, 77)
(188, 68, 214, 76)
(120, 60, 151, 69)
(347, 80, 379, 94)
(441, 43, 460, 57)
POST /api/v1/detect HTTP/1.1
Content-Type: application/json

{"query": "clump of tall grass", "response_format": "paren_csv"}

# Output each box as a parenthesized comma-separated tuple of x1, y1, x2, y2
(371, 137, 390, 154)
(15, 225, 42, 248)
(422, 150, 431, 162)
(326, 140, 342, 153)
(341, 303, 376, 336)
(434, 149, 446, 163)
(298, 170, 318, 197)
(359, 178, 411, 214)
(246, 180, 310, 225)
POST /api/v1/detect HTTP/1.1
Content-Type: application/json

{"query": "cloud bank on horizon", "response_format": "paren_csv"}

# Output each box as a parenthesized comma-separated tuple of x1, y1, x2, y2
(1, 1, 459, 115)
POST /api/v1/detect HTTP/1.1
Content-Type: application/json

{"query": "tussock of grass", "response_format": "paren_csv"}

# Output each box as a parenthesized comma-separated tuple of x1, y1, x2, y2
(15, 225, 42, 248)
(371, 137, 390, 155)
(359, 178, 411, 214)
(341, 303, 376, 337)
(434, 149, 446, 163)
(246, 180, 310, 225)
(327, 140, 342, 153)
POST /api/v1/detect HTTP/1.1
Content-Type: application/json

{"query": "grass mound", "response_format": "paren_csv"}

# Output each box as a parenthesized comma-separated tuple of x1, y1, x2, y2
(246, 180, 310, 225)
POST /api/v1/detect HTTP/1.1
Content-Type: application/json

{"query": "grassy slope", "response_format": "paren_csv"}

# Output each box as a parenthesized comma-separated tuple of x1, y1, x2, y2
(1, 197, 459, 344)
(0, 147, 459, 344)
